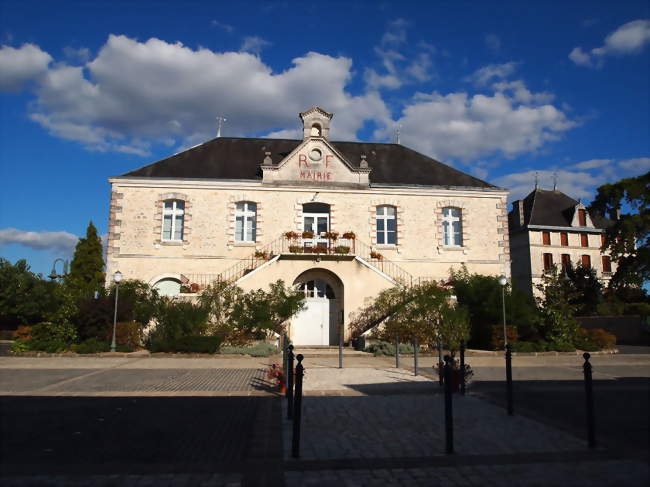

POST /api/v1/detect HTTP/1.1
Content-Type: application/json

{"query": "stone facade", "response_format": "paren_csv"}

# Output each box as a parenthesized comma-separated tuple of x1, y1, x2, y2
(106, 107, 510, 344)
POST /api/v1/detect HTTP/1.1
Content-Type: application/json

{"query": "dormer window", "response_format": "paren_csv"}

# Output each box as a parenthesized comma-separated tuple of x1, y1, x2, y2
(578, 209, 587, 226)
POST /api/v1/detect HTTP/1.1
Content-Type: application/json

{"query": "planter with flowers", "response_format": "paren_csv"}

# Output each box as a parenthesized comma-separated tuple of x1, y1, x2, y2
(284, 231, 299, 240)
(342, 231, 356, 240)
(324, 231, 339, 242)
(301, 231, 314, 239)
(370, 251, 383, 261)
(289, 245, 304, 254)
(254, 250, 269, 260)
(334, 245, 350, 255)
(267, 363, 286, 393)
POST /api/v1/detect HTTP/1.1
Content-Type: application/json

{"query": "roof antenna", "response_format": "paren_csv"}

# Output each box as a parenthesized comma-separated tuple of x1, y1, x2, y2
(534, 171, 539, 189)
(216, 116, 227, 138)
(395, 124, 401, 144)
(552, 171, 558, 191)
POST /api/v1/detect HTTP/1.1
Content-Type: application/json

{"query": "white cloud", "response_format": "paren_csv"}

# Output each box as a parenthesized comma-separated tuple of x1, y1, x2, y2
(240, 36, 271, 55)
(619, 157, 650, 171)
(211, 19, 234, 33)
(569, 19, 650, 68)
(0, 43, 52, 91)
(62, 46, 91, 63)
(20, 35, 391, 153)
(485, 34, 501, 53)
(0, 228, 78, 253)
(570, 158, 612, 169)
(466, 62, 518, 86)
(494, 170, 604, 203)
(491, 80, 555, 104)
(375, 90, 574, 161)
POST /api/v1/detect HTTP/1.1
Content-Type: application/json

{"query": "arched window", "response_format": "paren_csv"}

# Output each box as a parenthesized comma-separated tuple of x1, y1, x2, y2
(299, 280, 335, 299)
(376, 205, 397, 245)
(310, 123, 322, 136)
(153, 278, 181, 296)
(235, 201, 257, 242)
(442, 207, 462, 246)
(162, 199, 185, 241)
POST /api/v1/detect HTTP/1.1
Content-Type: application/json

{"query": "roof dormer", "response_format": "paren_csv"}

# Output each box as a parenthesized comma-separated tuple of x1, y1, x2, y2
(300, 106, 333, 140)
(570, 203, 593, 228)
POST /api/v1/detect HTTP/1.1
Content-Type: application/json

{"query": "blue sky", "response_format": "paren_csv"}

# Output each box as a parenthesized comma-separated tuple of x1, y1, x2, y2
(0, 0, 648, 276)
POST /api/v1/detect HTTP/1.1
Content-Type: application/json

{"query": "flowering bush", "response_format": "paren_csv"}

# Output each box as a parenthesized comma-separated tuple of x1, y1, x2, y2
(267, 363, 285, 385)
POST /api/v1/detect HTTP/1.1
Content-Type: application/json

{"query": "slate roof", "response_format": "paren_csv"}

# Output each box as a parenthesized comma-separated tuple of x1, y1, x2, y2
(119, 137, 498, 189)
(510, 188, 612, 229)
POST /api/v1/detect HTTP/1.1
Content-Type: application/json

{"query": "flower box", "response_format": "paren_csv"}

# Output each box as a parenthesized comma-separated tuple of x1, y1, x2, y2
(342, 232, 356, 240)
(323, 231, 339, 241)
(334, 245, 350, 255)
(370, 251, 383, 260)
(284, 231, 299, 240)
(289, 245, 304, 254)
(301, 231, 314, 239)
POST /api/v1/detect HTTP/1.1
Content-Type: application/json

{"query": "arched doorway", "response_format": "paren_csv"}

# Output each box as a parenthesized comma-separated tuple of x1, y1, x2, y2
(291, 269, 343, 346)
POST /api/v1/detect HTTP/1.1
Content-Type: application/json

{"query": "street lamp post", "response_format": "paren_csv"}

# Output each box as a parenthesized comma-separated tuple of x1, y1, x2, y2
(498, 275, 508, 347)
(111, 271, 123, 352)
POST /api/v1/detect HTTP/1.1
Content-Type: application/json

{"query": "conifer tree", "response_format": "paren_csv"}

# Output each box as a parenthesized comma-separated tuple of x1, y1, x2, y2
(68, 221, 105, 297)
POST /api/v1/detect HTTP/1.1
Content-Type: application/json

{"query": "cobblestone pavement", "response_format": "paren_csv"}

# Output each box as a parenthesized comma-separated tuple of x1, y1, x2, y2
(281, 394, 649, 486)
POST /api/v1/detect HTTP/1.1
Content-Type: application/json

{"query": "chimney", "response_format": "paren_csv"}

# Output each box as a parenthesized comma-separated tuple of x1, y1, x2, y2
(360, 154, 368, 168)
(262, 151, 272, 166)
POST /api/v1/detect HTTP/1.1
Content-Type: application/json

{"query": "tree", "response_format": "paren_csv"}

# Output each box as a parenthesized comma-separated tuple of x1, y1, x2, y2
(535, 265, 580, 346)
(565, 263, 603, 315)
(0, 258, 69, 328)
(67, 221, 105, 297)
(590, 172, 649, 289)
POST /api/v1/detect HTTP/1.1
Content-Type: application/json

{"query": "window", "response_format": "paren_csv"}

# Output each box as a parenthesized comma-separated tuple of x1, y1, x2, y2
(162, 199, 185, 241)
(153, 278, 181, 296)
(542, 231, 551, 245)
(376, 205, 397, 245)
(601, 234, 606, 247)
(581, 234, 589, 247)
(235, 201, 257, 242)
(582, 255, 591, 268)
(602, 256, 612, 273)
(578, 209, 587, 226)
(561, 254, 571, 272)
(560, 232, 568, 246)
(543, 253, 553, 271)
(442, 207, 463, 246)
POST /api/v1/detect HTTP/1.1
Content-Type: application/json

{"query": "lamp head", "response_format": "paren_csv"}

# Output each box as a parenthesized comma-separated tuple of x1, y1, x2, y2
(498, 275, 507, 287)
(113, 271, 123, 283)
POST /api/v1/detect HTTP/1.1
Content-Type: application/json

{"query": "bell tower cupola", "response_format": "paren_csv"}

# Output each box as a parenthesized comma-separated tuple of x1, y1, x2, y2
(300, 106, 333, 140)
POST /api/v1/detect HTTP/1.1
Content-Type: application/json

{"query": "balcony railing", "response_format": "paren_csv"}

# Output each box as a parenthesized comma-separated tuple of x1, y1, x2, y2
(182, 232, 421, 289)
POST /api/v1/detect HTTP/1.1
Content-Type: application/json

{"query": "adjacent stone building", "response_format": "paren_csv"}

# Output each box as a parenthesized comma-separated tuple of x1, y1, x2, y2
(106, 107, 510, 345)
(508, 187, 615, 295)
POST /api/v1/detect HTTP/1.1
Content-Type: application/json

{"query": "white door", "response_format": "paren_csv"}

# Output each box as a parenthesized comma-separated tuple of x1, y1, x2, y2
(292, 298, 329, 345)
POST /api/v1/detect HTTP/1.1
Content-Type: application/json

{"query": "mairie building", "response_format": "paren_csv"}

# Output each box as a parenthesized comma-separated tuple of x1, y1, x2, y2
(106, 107, 510, 346)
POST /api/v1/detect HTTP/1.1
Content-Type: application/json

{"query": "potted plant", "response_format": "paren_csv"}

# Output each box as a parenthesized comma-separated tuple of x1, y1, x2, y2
(334, 245, 350, 255)
(302, 231, 314, 239)
(180, 284, 192, 293)
(370, 251, 383, 261)
(342, 231, 356, 240)
(288, 245, 304, 254)
(254, 250, 268, 259)
(267, 363, 285, 393)
(324, 231, 339, 241)
(284, 231, 299, 240)
(434, 357, 474, 393)
(314, 244, 329, 254)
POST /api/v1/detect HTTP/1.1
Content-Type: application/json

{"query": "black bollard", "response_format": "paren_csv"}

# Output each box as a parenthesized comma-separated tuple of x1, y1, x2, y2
(292, 354, 305, 458)
(414, 338, 419, 376)
(395, 333, 400, 368)
(443, 355, 454, 454)
(287, 344, 294, 419)
(339, 322, 343, 369)
(505, 343, 513, 416)
(460, 341, 466, 396)
(583, 352, 596, 448)
(437, 339, 444, 387)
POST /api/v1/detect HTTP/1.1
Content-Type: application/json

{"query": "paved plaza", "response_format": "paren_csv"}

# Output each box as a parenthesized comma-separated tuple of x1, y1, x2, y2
(0, 351, 648, 486)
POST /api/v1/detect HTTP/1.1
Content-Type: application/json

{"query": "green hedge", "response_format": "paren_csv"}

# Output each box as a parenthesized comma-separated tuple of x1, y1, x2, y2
(72, 338, 110, 354)
(220, 342, 280, 357)
(149, 335, 223, 354)
(365, 341, 416, 356)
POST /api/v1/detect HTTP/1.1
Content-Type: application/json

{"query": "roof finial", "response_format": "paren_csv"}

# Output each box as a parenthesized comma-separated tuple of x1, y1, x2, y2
(360, 154, 368, 168)
(395, 124, 402, 144)
(553, 171, 558, 191)
(216, 116, 227, 138)
(534, 171, 539, 189)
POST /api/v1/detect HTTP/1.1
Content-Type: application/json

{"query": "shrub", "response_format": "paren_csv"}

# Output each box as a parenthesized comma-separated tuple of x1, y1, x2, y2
(220, 342, 280, 357)
(546, 341, 576, 352)
(149, 298, 209, 345)
(365, 340, 415, 356)
(623, 303, 650, 316)
(511, 340, 548, 353)
(72, 338, 110, 354)
(10, 339, 30, 353)
(490, 324, 518, 350)
(150, 335, 223, 354)
(31, 321, 77, 344)
(587, 328, 616, 349)
(105, 321, 142, 349)
(26, 338, 68, 353)
(13, 325, 33, 340)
